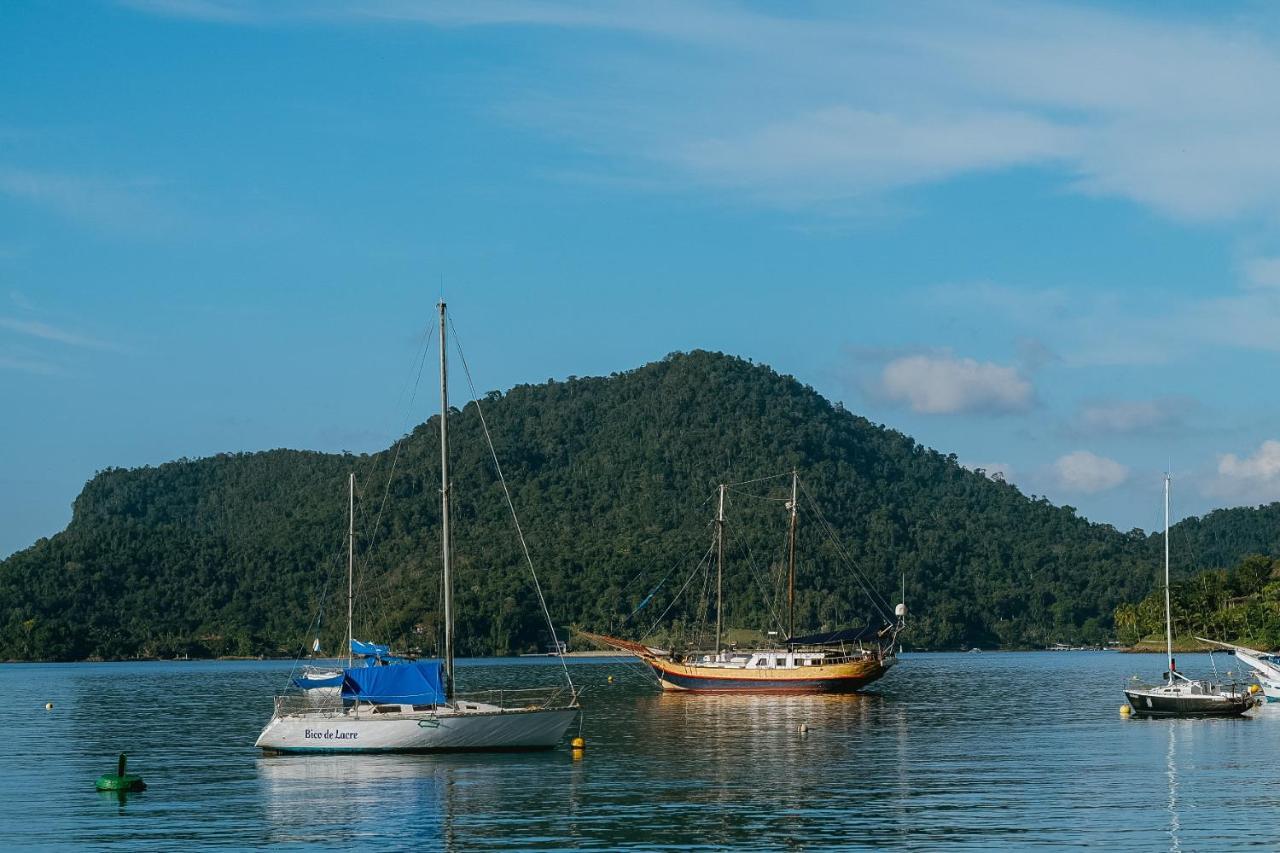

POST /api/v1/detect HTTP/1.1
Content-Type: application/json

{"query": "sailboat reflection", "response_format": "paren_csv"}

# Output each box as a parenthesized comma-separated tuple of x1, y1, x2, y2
(257, 749, 586, 847)
(1166, 724, 1180, 853)
(257, 754, 454, 845)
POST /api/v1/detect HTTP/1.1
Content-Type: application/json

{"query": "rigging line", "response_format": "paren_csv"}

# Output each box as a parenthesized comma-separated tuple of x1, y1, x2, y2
(620, 522, 715, 625)
(695, 537, 714, 648)
(449, 317, 574, 693)
(641, 539, 716, 643)
(616, 490, 718, 599)
(724, 520, 786, 636)
(723, 485, 790, 503)
(797, 477, 895, 623)
(725, 472, 792, 489)
(350, 323, 436, 631)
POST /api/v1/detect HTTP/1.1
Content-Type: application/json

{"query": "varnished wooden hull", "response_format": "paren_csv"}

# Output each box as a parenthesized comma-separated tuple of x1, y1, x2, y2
(648, 655, 894, 693)
(578, 630, 897, 694)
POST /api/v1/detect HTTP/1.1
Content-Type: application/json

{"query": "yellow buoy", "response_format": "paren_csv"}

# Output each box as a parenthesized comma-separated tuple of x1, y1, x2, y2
(44, 702, 53, 711)
(1250, 684, 1261, 695)
(1119, 704, 1132, 715)
(570, 736, 585, 750)
(607, 675, 614, 683)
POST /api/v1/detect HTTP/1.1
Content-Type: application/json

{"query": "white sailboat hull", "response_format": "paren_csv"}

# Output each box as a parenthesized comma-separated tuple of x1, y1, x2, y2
(255, 705, 578, 753)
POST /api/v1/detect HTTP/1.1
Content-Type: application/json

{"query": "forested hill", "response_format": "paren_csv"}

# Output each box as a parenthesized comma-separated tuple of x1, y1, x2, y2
(2, 350, 1275, 661)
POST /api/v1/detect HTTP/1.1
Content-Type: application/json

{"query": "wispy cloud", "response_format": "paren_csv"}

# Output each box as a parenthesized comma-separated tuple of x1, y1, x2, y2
(8, 291, 35, 312)
(0, 316, 122, 351)
(113, 0, 1280, 223)
(924, 277, 1280, 366)
(0, 166, 185, 238)
(0, 354, 62, 375)
(1073, 397, 1196, 436)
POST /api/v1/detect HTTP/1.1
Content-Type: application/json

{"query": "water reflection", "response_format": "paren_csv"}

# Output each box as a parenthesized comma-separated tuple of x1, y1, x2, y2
(1166, 724, 1180, 853)
(8, 655, 1280, 850)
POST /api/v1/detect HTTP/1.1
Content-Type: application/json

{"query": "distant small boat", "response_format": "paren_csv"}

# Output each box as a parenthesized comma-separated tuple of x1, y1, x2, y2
(1123, 476, 1259, 718)
(1197, 638, 1280, 701)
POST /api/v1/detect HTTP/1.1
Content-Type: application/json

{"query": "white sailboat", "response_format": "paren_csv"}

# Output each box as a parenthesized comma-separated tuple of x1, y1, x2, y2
(256, 301, 580, 753)
(1197, 638, 1280, 701)
(1123, 475, 1259, 718)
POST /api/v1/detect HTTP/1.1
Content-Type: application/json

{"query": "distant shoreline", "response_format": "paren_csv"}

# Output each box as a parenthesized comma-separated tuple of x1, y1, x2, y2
(5, 645, 1261, 664)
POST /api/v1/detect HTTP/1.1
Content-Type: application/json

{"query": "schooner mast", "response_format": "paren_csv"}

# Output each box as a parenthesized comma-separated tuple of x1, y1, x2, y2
(347, 471, 354, 669)
(714, 483, 726, 656)
(787, 469, 798, 642)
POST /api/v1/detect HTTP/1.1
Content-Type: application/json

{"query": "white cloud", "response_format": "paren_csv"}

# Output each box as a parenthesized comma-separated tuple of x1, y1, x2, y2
(1075, 397, 1192, 435)
(1241, 257, 1280, 290)
(1211, 441, 1280, 504)
(1054, 450, 1129, 493)
(878, 354, 1032, 415)
(672, 107, 1071, 204)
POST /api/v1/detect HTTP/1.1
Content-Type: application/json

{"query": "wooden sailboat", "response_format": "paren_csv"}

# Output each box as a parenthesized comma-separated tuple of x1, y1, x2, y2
(1123, 475, 1258, 718)
(584, 472, 905, 693)
(256, 301, 581, 752)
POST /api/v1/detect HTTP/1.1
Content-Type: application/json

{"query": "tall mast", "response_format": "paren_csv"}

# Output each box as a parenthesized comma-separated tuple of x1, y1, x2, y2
(714, 483, 725, 656)
(347, 471, 354, 670)
(787, 470, 798, 643)
(1164, 473, 1174, 675)
(439, 301, 454, 699)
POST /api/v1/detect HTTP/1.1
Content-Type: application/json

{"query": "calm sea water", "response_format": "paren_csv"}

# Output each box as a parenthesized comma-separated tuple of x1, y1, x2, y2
(4, 651, 1276, 850)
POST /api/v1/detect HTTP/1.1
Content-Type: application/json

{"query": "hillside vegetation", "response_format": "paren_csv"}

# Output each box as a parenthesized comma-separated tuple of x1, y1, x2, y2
(2, 351, 1276, 660)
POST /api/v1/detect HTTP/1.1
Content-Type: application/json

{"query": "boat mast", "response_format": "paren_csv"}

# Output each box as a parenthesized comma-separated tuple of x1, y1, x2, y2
(439, 301, 455, 699)
(1164, 473, 1174, 676)
(715, 483, 725, 656)
(347, 471, 354, 670)
(787, 470, 798, 643)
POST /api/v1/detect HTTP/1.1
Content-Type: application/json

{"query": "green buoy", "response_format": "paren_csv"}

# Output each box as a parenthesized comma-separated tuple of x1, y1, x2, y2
(95, 753, 146, 792)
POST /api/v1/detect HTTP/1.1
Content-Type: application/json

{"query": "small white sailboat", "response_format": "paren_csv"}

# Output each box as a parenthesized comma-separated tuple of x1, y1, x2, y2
(293, 473, 358, 700)
(256, 302, 580, 753)
(1123, 475, 1259, 718)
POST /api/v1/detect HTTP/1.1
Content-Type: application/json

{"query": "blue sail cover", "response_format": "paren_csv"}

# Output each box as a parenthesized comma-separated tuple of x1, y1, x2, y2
(341, 660, 447, 705)
(350, 638, 391, 657)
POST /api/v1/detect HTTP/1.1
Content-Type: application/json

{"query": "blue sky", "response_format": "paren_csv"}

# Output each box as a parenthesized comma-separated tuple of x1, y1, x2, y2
(4, 0, 1280, 556)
